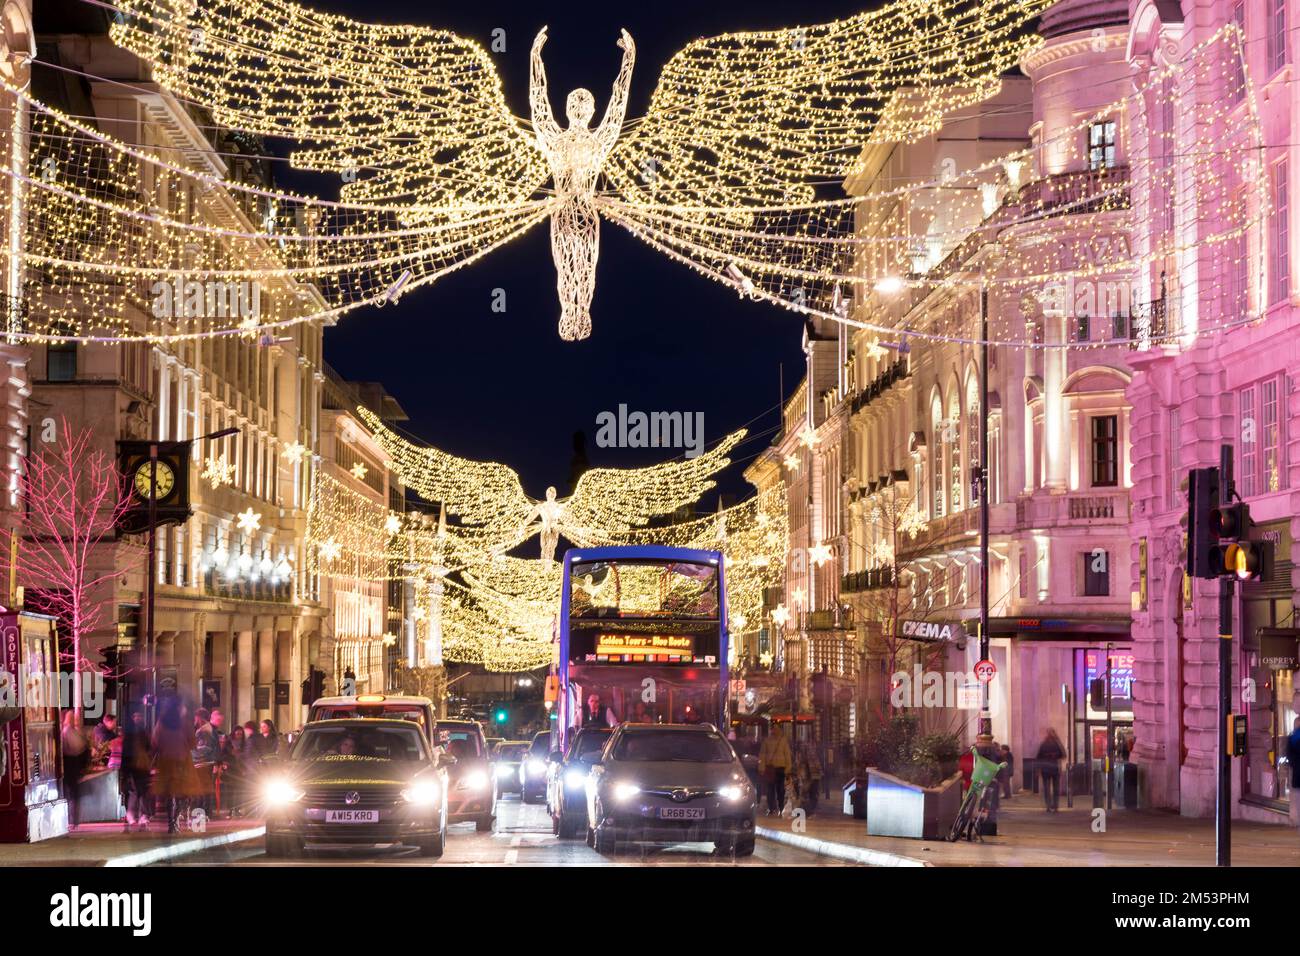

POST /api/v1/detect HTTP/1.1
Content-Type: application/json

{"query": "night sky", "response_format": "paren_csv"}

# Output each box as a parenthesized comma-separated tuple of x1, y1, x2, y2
(295, 0, 873, 505)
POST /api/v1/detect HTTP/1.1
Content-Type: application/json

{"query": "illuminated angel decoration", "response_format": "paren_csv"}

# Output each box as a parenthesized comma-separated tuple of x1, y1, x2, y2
(101, 0, 1054, 342)
(356, 407, 745, 560)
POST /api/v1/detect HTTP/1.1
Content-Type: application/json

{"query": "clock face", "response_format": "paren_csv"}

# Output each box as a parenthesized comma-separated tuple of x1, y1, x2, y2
(133, 460, 176, 500)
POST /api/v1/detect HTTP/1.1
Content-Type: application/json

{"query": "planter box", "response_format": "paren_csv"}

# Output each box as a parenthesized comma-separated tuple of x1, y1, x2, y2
(865, 770, 962, 840)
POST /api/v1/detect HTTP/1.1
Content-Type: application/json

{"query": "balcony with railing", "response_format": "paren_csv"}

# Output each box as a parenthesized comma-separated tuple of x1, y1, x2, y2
(1014, 489, 1131, 529)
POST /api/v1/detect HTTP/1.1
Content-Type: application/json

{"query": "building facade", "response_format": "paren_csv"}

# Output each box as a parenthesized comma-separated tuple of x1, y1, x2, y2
(1125, 0, 1300, 822)
(28, 11, 330, 731)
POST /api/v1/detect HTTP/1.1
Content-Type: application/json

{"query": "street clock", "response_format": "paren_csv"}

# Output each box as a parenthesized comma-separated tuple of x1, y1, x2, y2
(117, 441, 192, 533)
(132, 459, 175, 500)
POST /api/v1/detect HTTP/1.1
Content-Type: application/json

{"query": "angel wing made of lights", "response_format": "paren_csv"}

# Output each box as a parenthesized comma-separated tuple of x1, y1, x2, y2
(104, 0, 1052, 343)
(356, 406, 745, 560)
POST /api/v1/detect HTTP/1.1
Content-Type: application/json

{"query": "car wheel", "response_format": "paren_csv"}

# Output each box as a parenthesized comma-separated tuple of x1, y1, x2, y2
(585, 825, 596, 848)
(551, 813, 560, 836)
(733, 838, 756, 857)
(418, 830, 445, 858)
(593, 826, 616, 855)
(476, 814, 494, 833)
(266, 835, 300, 858)
(557, 815, 580, 840)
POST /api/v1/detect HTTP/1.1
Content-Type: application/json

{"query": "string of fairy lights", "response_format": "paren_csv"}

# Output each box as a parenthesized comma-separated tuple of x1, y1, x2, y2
(303, 411, 784, 671)
(0, 4, 1264, 353)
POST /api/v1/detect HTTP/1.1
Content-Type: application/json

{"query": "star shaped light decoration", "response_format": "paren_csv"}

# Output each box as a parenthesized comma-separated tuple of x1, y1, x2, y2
(235, 508, 262, 533)
(808, 542, 833, 567)
(791, 587, 806, 608)
(384, 514, 402, 536)
(283, 441, 308, 463)
(759, 652, 775, 667)
(783, 454, 801, 473)
(770, 604, 791, 628)
(798, 426, 820, 450)
(319, 539, 342, 562)
(350, 462, 368, 481)
(201, 454, 235, 490)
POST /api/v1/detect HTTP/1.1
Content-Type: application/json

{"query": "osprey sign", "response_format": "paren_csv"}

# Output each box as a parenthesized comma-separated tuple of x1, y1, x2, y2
(899, 619, 960, 642)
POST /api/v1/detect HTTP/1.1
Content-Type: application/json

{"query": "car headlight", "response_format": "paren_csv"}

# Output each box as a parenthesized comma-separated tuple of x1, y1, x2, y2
(263, 779, 304, 806)
(718, 785, 745, 801)
(402, 780, 441, 806)
(564, 768, 588, 789)
(525, 758, 546, 777)
(460, 770, 489, 791)
(612, 781, 641, 802)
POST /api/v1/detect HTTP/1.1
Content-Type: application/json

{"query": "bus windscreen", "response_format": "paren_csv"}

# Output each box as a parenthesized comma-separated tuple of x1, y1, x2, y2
(569, 560, 719, 620)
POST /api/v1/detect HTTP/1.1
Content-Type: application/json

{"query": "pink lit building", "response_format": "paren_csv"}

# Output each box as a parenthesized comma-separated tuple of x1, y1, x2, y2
(1124, 0, 1299, 822)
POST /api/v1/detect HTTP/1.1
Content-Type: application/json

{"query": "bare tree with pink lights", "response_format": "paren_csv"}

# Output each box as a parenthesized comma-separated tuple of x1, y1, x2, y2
(8, 421, 135, 715)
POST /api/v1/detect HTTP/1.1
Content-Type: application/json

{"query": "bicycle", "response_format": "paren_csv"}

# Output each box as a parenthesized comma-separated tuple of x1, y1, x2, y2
(947, 747, 1007, 843)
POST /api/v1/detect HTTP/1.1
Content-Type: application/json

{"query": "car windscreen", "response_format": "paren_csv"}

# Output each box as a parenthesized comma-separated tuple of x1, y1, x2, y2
(294, 725, 427, 762)
(436, 726, 484, 759)
(573, 733, 610, 760)
(528, 734, 552, 756)
(494, 744, 528, 760)
(611, 730, 733, 763)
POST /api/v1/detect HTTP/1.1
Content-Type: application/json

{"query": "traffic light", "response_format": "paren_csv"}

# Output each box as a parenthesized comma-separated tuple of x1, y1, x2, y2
(1209, 501, 1275, 582)
(1186, 467, 1220, 580)
(494, 706, 508, 725)
(301, 667, 325, 705)
(1089, 678, 1106, 711)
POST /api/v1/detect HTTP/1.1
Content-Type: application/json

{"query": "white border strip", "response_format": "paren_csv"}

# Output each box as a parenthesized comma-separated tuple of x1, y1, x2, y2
(756, 826, 930, 867)
(102, 826, 266, 868)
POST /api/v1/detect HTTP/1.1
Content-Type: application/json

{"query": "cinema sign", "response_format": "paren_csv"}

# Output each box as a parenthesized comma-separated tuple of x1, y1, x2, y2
(898, 619, 963, 642)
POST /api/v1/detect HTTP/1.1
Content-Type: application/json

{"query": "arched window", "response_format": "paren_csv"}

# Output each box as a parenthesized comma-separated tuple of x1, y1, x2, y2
(930, 393, 946, 518)
(947, 386, 963, 512)
(965, 372, 981, 506)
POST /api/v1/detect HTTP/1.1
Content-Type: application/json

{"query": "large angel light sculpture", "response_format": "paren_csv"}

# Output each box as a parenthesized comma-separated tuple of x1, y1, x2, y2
(356, 407, 744, 560)
(108, 0, 1052, 341)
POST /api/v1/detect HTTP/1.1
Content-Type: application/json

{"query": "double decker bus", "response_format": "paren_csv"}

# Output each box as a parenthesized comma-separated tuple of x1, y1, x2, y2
(555, 545, 728, 751)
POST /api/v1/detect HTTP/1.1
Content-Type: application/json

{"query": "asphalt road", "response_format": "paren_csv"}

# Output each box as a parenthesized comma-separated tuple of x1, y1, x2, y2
(156, 798, 847, 867)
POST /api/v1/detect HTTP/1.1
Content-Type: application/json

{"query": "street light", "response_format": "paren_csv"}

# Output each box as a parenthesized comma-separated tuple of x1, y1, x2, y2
(143, 426, 240, 719)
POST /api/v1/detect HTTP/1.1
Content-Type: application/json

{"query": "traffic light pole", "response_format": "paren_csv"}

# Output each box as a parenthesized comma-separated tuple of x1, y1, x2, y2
(1217, 444, 1233, 868)
(978, 283, 991, 738)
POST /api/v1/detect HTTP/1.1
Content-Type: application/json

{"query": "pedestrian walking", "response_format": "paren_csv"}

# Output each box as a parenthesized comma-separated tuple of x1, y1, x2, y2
(152, 697, 203, 833)
(757, 722, 793, 815)
(259, 719, 282, 758)
(798, 744, 822, 815)
(1035, 728, 1066, 812)
(999, 743, 1015, 799)
(1287, 716, 1300, 833)
(120, 710, 152, 830)
(192, 708, 219, 818)
(223, 725, 257, 816)
(60, 711, 90, 828)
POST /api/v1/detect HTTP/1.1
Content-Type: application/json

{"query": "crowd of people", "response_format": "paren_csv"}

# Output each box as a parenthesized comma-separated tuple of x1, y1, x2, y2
(61, 699, 285, 833)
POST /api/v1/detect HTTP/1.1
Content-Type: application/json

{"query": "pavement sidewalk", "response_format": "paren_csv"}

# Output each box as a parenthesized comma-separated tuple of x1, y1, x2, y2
(0, 819, 265, 867)
(756, 796, 1300, 866)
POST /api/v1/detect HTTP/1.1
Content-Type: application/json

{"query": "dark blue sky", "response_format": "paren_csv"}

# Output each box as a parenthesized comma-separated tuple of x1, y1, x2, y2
(308, 0, 871, 503)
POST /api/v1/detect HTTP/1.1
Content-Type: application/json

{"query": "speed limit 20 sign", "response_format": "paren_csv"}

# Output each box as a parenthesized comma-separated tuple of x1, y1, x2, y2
(974, 659, 997, 683)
